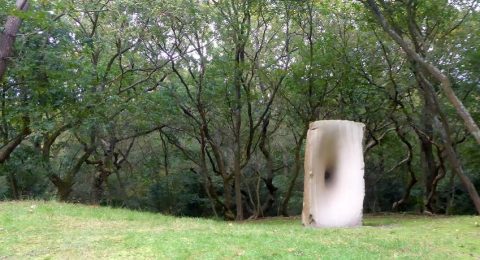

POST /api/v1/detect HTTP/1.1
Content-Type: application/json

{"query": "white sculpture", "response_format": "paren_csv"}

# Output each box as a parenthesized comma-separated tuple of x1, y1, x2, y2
(302, 120, 365, 228)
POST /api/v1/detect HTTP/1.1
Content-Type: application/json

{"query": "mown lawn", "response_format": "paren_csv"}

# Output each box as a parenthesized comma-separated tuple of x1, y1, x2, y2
(0, 201, 478, 259)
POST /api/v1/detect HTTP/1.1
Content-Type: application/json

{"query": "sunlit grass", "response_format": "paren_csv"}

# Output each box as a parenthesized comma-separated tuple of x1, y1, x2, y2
(0, 201, 479, 259)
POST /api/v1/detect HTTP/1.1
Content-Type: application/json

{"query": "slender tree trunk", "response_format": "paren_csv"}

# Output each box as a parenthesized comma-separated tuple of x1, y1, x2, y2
(391, 118, 417, 211)
(91, 169, 110, 205)
(0, 0, 29, 81)
(8, 172, 19, 199)
(160, 131, 169, 176)
(113, 169, 128, 202)
(418, 98, 439, 212)
(0, 2, 32, 162)
(199, 129, 219, 217)
(258, 115, 276, 217)
(281, 129, 307, 216)
(234, 155, 243, 220)
(0, 125, 30, 163)
(426, 147, 447, 213)
(446, 172, 456, 214)
(223, 176, 235, 220)
(233, 41, 245, 220)
(91, 142, 115, 205)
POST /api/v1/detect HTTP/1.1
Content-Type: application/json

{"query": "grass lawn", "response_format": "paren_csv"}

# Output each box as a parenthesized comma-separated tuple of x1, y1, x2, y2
(0, 201, 479, 259)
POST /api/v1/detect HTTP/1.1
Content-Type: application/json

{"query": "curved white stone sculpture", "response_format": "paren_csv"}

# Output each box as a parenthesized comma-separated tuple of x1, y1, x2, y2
(302, 120, 365, 228)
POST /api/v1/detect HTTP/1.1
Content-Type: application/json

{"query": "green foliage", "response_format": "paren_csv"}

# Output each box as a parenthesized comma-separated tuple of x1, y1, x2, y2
(148, 171, 210, 216)
(0, 0, 479, 217)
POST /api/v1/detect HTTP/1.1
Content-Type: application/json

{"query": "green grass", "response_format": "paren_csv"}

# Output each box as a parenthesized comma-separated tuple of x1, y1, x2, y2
(0, 201, 479, 259)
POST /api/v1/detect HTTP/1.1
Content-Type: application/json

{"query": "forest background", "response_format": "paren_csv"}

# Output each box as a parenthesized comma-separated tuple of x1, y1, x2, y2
(0, 0, 479, 220)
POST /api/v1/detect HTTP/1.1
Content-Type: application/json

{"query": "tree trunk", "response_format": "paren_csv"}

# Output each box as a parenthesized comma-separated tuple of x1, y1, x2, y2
(206, 138, 234, 219)
(223, 176, 235, 220)
(281, 129, 307, 216)
(233, 41, 245, 221)
(48, 149, 93, 201)
(0, 125, 30, 163)
(49, 174, 73, 202)
(199, 129, 219, 217)
(58, 184, 73, 202)
(426, 147, 447, 213)
(233, 156, 243, 220)
(0, 0, 29, 81)
(92, 169, 110, 205)
(8, 172, 19, 199)
(0, 0, 30, 164)
(418, 96, 439, 212)
(446, 172, 456, 214)
(418, 72, 480, 214)
(391, 121, 417, 211)
(258, 115, 277, 217)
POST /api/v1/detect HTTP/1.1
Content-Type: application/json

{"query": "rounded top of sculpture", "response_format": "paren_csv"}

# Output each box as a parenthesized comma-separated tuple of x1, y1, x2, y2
(309, 120, 365, 130)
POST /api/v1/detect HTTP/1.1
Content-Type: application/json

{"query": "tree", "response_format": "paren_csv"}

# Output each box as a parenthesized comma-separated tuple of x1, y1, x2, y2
(361, 0, 480, 213)
(1, 0, 478, 217)
(0, 0, 29, 164)
(360, 0, 480, 145)
(0, 0, 28, 81)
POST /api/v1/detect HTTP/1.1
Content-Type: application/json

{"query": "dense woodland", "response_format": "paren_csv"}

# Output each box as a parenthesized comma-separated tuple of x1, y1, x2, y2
(0, 0, 479, 219)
